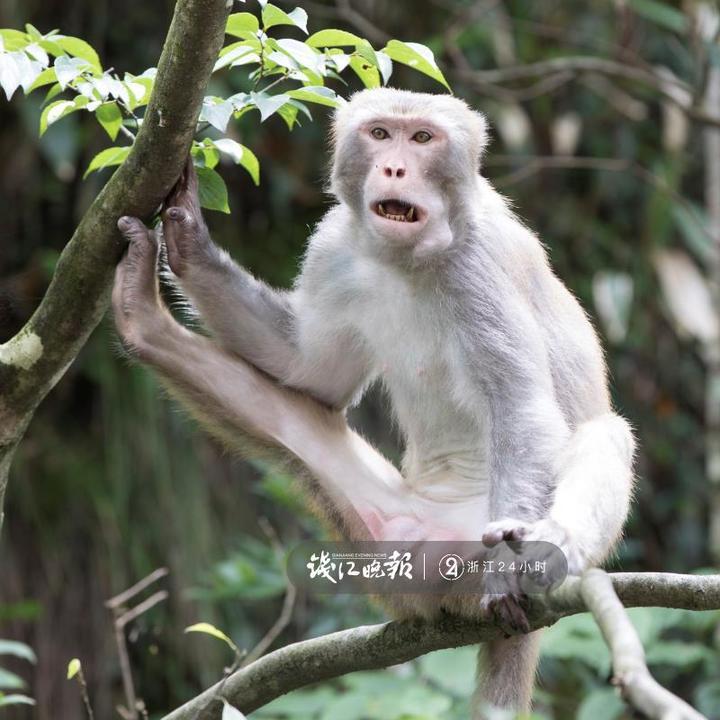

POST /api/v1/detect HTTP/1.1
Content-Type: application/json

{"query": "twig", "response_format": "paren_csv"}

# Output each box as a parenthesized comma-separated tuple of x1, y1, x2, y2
(241, 517, 297, 667)
(107, 570, 169, 720)
(161, 572, 720, 720)
(106, 567, 169, 609)
(74, 665, 96, 720)
(581, 569, 706, 720)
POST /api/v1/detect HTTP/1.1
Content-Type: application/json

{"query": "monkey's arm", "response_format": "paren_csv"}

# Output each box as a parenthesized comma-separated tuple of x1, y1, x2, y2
(161, 165, 372, 409)
(113, 216, 403, 537)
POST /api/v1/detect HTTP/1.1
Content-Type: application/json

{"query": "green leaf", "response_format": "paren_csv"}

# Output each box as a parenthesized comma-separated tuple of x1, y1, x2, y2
(250, 91, 290, 121)
(55, 35, 101, 72)
(215, 42, 261, 71)
(95, 101, 123, 140)
(629, 0, 688, 33)
(66, 658, 81, 680)
(222, 700, 247, 720)
(261, 4, 308, 34)
(307, 29, 364, 48)
(184, 621, 237, 647)
(226, 12, 260, 37)
(287, 86, 341, 108)
(349, 55, 380, 89)
(213, 139, 260, 185)
(27, 66, 57, 92)
(54, 55, 90, 89)
(39, 98, 83, 135)
(83, 145, 131, 178)
(0, 29, 29, 52)
(381, 40, 450, 90)
(0, 669, 25, 690)
(0, 694, 35, 706)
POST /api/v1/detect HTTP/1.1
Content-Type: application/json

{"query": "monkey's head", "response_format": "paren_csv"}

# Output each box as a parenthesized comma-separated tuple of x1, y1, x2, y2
(330, 88, 488, 258)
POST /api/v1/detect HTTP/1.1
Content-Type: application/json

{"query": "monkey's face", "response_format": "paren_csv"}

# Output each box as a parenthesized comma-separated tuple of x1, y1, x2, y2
(359, 118, 454, 255)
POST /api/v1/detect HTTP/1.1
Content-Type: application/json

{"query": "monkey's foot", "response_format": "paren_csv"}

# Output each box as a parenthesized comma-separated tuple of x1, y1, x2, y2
(479, 590, 530, 635)
(482, 517, 584, 575)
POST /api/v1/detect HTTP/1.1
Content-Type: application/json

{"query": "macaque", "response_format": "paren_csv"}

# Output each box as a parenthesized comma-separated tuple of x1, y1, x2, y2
(112, 88, 635, 717)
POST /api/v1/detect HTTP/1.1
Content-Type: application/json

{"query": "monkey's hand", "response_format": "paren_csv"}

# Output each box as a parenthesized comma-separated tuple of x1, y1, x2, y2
(162, 156, 222, 278)
(482, 517, 585, 576)
(113, 216, 174, 356)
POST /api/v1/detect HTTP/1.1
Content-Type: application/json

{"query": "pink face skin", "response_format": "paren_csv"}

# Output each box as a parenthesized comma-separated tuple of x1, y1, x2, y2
(359, 118, 454, 257)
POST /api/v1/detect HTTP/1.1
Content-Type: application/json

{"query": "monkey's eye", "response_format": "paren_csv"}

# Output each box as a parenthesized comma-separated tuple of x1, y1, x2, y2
(412, 130, 433, 144)
(370, 127, 389, 140)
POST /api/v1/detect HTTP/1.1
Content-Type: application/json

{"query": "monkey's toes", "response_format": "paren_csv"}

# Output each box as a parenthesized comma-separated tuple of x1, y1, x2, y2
(481, 593, 531, 635)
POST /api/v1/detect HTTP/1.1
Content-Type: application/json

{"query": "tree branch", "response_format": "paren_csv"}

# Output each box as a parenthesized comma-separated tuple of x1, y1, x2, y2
(162, 572, 720, 720)
(581, 570, 706, 720)
(0, 0, 230, 531)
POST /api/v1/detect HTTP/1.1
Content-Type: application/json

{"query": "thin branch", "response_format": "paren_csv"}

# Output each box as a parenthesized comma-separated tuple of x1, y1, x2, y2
(106, 567, 169, 609)
(0, 0, 231, 532)
(581, 569, 706, 720)
(161, 572, 720, 720)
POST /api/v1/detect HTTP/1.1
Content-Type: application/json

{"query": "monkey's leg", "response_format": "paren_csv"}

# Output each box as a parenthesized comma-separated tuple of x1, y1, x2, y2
(482, 412, 635, 574)
(113, 216, 415, 540)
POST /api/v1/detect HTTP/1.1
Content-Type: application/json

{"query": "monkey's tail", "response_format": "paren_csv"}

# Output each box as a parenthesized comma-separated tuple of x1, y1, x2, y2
(472, 632, 542, 720)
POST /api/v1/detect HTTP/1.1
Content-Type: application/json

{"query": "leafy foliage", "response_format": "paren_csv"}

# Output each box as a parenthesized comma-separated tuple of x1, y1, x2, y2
(0, 639, 36, 707)
(0, 1, 449, 214)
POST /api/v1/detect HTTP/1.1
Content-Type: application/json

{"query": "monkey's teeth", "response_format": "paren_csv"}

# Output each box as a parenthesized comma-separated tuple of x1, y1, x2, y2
(378, 203, 387, 217)
(406, 207, 415, 221)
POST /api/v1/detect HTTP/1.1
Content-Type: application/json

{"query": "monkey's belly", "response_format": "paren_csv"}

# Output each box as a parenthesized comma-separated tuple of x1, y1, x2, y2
(359, 468, 490, 542)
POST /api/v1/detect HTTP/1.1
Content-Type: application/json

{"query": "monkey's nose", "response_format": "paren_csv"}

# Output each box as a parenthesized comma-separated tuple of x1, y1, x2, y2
(383, 165, 406, 178)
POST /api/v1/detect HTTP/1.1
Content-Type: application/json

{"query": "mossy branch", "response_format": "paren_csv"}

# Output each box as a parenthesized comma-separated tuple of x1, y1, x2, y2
(0, 0, 230, 528)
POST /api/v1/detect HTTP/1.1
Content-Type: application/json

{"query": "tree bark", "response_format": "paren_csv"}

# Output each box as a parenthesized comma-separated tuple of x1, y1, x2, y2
(0, 0, 230, 531)
(162, 572, 720, 720)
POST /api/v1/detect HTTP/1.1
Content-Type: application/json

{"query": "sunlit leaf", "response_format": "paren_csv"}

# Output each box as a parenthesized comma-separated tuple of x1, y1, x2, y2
(214, 139, 260, 185)
(27, 66, 56, 91)
(307, 29, 364, 48)
(226, 12, 260, 37)
(261, 4, 308, 34)
(54, 55, 90, 89)
(66, 658, 81, 680)
(55, 35, 101, 72)
(40, 99, 76, 133)
(0, 669, 25, 690)
(287, 85, 341, 108)
(250, 90, 289, 121)
(0, 29, 29, 52)
(24, 42, 49, 66)
(381, 40, 450, 89)
(95, 101, 123, 140)
(348, 55, 380, 88)
(222, 700, 247, 719)
(200, 97, 233, 132)
(592, 271, 634, 344)
(653, 249, 719, 344)
(0, 53, 21, 99)
(83, 145, 131, 178)
(0, 694, 35, 706)
(184, 621, 237, 647)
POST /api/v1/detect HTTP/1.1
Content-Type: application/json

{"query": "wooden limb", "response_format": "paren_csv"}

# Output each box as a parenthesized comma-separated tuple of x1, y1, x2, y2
(581, 569, 707, 720)
(161, 572, 720, 720)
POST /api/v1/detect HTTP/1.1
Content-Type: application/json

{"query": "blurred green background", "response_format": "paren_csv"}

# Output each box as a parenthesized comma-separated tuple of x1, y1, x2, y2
(1, 0, 720, 718)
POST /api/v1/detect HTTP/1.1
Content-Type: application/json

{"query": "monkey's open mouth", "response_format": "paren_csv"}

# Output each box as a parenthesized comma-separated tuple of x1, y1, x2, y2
(375, 199, 419, 223)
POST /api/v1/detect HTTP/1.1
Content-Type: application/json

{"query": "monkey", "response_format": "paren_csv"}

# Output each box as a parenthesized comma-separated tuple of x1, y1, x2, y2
(111, 88, 636, 718)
